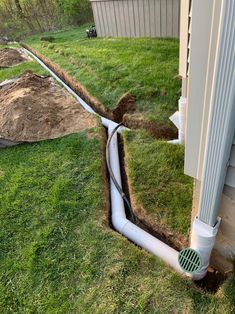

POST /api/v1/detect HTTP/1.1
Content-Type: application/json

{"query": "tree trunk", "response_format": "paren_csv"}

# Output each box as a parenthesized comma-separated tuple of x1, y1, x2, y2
(14, 0, 24, 18)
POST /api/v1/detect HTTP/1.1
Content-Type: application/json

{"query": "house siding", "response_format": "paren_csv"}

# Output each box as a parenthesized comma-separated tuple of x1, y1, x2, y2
(225, 138, 235, 188)
(206, 135, 235, 269)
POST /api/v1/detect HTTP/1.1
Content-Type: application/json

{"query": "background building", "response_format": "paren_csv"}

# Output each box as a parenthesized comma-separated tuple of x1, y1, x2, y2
(90, 0, 180, 38)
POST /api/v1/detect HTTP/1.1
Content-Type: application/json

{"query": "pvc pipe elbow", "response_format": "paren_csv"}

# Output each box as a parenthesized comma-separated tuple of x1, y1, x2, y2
(102, 118, 129, 133)
(112, 216, 129, 234)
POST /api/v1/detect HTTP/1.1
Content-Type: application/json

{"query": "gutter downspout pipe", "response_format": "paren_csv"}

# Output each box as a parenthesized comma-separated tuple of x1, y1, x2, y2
(167, 91, 221, 279)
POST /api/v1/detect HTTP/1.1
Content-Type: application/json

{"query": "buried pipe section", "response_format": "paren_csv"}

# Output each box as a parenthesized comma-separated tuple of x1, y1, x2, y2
(22, 46, 220, 280)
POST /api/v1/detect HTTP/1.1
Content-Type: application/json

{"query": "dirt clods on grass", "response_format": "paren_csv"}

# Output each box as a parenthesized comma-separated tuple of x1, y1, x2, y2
(0, 48, 29, 67)
(0, 72, 97, 142)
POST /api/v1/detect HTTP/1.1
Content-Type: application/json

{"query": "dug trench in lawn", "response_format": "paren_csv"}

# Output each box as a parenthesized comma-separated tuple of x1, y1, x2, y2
(16, 45, 226, 288)
(0, 53, 228, 293)
(21, 43, 177, 139)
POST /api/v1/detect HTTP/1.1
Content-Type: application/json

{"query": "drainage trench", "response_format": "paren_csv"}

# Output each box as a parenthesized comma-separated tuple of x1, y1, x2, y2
(21, 46, 227, 292)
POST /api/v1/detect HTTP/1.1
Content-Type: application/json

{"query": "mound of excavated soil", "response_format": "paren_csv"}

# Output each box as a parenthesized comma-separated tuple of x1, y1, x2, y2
(0, 72, 98, 142)
(0, 48, 29, 67)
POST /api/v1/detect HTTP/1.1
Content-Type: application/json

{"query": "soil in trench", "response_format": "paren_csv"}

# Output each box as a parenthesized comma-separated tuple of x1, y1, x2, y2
(0, 48, 29, 67)
(0, 72, 97, 142)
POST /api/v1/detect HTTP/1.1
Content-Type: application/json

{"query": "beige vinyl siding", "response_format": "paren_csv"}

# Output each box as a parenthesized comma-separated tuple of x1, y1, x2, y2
(90, 0, 180, 38)
(214, 137, 235, 268)
(225, 141, 235, 189)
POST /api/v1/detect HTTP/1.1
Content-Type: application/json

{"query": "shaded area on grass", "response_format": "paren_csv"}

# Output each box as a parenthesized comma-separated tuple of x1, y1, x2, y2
(123, 130, 193, 243)
(0, 130, 234, 313)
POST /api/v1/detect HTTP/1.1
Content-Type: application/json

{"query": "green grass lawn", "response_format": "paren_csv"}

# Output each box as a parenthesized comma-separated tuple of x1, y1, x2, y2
(0, 35, 235, 314)
(25, 25, 180, 125)
(123, 131, 193, 238)
(0, 129, 235, 313)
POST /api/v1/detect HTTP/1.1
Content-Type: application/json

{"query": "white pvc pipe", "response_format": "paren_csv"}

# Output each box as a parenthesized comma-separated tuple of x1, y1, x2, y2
(23, 47, 215, 279)
(24, 46, 183, 274)
(168, 96, 187, 145)
(23, 48, 127, 134)
(108, 122, 183, 273)
(181, 77, 187, 98)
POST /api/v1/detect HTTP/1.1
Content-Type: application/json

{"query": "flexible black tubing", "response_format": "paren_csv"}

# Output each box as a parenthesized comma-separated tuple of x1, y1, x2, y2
(106, 123, 136, 223)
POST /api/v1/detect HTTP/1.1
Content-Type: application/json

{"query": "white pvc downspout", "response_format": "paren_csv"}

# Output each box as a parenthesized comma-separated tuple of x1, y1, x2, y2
(23, 47, 210, 279)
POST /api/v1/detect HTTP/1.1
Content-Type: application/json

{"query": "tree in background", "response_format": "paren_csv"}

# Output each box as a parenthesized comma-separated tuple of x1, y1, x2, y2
(0, 0, 93, 39)
(56, 0, 93, 26)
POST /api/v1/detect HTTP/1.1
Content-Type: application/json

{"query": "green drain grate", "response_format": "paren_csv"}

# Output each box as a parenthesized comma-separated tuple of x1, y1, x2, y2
(178, 248, 202, 274)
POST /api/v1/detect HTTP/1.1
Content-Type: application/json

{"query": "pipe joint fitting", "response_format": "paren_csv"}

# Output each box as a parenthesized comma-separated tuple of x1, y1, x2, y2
(190, 216, 221, 280)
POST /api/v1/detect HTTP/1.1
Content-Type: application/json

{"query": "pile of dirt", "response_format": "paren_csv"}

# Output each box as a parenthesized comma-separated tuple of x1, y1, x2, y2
(0, 48, 29, 67)
(0, 72, 98, 142)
